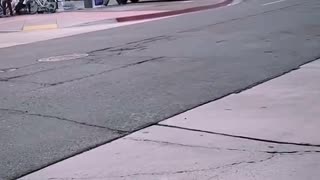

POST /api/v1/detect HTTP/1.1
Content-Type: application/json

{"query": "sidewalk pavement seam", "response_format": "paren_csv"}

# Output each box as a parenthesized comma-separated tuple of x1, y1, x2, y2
(22, 19, 26, 31)
(124, 137, 320, 154)
(122, 136, 320, 155)
(156, 124, 320, 147)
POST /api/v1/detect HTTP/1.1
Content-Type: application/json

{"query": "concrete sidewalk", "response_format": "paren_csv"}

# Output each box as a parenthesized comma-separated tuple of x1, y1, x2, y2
(20, 59, 320, 180)
(0, 0, 228, 32)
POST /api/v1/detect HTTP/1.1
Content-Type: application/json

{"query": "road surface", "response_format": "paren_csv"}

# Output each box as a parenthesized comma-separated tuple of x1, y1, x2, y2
(1, 0, 320, 179)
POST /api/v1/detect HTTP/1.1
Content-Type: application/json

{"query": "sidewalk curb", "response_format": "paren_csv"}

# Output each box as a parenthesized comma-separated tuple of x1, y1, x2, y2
(116, 0, 233, 22)
(23, 24, 58, 31)
(0, 0, 233, 32)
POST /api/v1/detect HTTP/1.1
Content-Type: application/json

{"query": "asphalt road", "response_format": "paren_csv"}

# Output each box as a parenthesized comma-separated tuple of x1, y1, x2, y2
(1, 0, 320, 179)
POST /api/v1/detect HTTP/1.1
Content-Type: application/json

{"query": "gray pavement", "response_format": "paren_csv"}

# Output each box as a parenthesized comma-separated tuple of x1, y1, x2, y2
(21, 59, 320, 179)
(21, 59, 320, 180)
(1, 0, 320, 179)
(162, 60, 320, 145)
(20, 125, 320, 180)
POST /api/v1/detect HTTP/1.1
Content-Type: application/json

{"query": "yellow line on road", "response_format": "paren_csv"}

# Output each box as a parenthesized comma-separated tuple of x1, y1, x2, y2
(23, 24, 58, 31)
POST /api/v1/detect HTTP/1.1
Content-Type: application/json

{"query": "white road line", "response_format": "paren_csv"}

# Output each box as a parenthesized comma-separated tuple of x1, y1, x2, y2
(262, 0, 286, 6)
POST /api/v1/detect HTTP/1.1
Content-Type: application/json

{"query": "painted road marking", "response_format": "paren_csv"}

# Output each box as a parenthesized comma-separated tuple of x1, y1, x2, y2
(23, 24, 58, 31)
(262, 0, 286, 6)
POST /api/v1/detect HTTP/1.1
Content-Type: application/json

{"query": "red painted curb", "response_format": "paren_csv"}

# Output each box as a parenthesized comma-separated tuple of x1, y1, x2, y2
(116, 0, 233, 22)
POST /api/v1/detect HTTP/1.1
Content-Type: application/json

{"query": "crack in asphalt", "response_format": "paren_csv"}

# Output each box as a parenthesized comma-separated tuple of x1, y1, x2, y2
(94, 37, 172, 56)
(0, 61, 87, 82)
(0, 108, 128, 134)
(157, 124, 320, 147)
(0, 67, 60, 82)
(89, 35, 174, 55)
(0, 36, 172, 83)
(89, 47, 112, 53)
(104, 42, 149, 56)
(33, 56, 165, 89)
(0, 62, 39, 74)
(0, 32, 185, 89)
(125, 35, 174, 45)
(0, 56, 165, 90)
(0, 55, 163, 87)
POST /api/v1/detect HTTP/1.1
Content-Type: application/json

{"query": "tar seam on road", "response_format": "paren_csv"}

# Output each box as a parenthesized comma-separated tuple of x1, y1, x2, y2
(40, 56, 165, 88)
(0, 108, 128, 134)
(1, 56, 165, 92)
(0, 62, 39, 75)
(0, 67, 63, 82)
(89, 35, 173, 54)
(157, 124, 320, 147)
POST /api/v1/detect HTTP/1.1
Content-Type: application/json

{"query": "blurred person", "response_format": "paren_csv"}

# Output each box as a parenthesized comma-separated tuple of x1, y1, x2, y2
(15, 0, 27, 15)
(2, 0, 14, 16)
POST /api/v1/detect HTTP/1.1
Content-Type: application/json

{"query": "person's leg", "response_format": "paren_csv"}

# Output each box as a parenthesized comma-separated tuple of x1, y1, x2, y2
(2, 1, 7, 15)
(15, 2, 21, 15)
(26, 1, 31, 13)
(7, 0, 13, 15)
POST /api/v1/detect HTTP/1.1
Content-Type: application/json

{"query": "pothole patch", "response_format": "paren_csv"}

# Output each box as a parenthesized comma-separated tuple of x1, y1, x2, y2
(38, 53, 89, 62)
